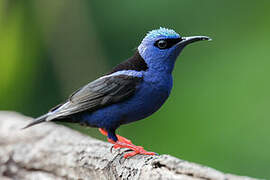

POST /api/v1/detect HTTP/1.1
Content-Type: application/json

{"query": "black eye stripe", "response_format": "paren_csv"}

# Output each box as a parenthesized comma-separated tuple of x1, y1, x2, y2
(154, 38, 182, 49)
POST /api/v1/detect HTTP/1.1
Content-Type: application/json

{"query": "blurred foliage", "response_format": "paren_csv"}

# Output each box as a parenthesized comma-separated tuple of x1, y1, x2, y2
(0, 0, 270, 178)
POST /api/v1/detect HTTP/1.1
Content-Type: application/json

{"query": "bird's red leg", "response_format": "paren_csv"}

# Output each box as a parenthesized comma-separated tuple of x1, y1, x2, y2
(99, 128, 156, 158)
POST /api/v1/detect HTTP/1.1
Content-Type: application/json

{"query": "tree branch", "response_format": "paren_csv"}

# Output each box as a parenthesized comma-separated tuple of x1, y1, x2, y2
(0, 111, 258, 180)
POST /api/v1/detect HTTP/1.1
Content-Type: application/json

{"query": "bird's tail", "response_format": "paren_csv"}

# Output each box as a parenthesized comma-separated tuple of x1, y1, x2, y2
(22, 114, 48, 129)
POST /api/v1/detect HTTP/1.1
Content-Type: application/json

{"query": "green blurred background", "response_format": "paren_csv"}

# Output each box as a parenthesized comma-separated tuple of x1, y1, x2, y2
(1, 0, 269, 178)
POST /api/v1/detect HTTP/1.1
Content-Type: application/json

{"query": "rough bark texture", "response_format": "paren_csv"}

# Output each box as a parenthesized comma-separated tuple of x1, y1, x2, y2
(0, 111, 258, 180)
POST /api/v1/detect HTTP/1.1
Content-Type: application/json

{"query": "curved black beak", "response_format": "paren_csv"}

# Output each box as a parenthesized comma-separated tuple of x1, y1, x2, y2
(177, 36, 212, 47)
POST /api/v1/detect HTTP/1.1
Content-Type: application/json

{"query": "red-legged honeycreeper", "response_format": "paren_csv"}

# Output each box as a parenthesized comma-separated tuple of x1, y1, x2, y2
(24, 27, 211, 158)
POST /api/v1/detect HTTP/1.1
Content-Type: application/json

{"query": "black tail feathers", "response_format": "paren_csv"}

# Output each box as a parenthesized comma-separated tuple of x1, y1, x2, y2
(22, 114, 48, 129)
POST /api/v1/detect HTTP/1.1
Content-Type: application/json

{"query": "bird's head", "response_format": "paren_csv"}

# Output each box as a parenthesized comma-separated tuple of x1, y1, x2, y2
(138, 27, 211, 73)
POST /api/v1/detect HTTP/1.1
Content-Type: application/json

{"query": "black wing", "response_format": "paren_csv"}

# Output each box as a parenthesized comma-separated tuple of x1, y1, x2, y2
(46, 74, 142, 121)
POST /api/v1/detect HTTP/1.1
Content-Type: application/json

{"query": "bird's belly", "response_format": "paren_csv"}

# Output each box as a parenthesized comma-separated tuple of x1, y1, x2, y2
(119, 82, 170, 123)
(77, 80, 171, 129)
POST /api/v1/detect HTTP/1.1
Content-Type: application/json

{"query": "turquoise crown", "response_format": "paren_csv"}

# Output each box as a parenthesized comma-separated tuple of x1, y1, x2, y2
(145, 27, 180, 40)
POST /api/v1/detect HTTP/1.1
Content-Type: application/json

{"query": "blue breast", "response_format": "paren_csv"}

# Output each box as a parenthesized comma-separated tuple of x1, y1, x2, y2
(77, 71, 173, 130)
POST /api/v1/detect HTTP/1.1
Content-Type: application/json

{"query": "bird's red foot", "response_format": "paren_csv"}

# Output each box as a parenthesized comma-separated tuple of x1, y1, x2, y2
(99, 128, 157, 158)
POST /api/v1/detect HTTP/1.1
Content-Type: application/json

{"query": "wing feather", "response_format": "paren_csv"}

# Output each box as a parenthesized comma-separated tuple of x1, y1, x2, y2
(46, 74, 142, 120)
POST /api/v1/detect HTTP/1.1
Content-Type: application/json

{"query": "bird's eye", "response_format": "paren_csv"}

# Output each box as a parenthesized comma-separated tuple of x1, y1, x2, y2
(156, 40, 168, 49)
(154, 38, 182, 50)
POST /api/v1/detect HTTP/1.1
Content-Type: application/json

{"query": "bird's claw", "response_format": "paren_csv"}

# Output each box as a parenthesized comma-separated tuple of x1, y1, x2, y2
(111, 141, 157, 158)
(123, 149, 156, 158)
(99, 128, 157, 158)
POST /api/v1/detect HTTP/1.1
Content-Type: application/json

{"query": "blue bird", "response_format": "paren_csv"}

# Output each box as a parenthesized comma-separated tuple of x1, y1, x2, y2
(24, 27, 211, 158)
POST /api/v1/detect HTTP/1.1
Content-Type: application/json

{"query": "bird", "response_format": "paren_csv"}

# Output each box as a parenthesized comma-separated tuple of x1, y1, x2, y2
(24, 27, 211, 158)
